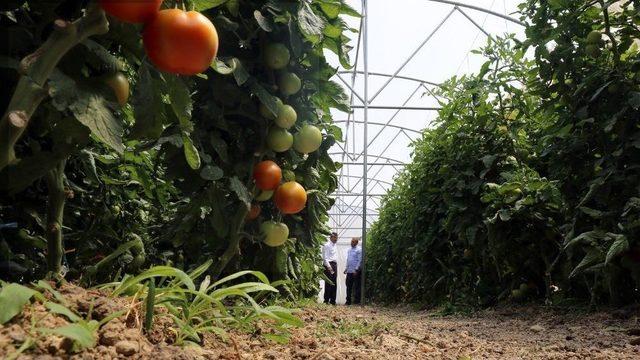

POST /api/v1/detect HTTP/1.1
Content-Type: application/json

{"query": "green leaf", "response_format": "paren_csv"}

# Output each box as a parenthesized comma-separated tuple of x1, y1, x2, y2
(229, 177, 251, 208)
(230, 58, 249, 86)
(34, 280, 68, 305)
(251, 82, 280, 115)
(200, 165, 223, 181)
(254, 10, 272, 32)
(72, 97, 122, 152)
(579, 206, 604, 219)
(605, 235, 628, 265)
(212, 58, 235, 75)
(182, 133, 201, 170)
(316, 0, 341, 18)
(38, 323, 96, 350)
(48, 72, 124, 153)
(112, 266, 195, 296)
(0, 283, 38, 324)
(193, 0, 228, 11)
(298, 1, 326, 44)
(45, 302, 81, 322)
(570, 249, 604, 278)
(131, 63, 165, 139)
(210, 270, 270, 289)
(165, 74, 193, 130)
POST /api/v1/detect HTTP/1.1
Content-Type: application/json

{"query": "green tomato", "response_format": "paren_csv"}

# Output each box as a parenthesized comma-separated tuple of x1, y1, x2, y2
(264, 43, 290, 70)
(111, 205, 121, 216)
(130, 235, 144, 255)
(259, 97, 283, 120)
(256, 190, 274, 202)
(129, 253, 146, 269)
(275, 105, 297, 129)
(585, 44, 601, 58)
(586, 30, 602, 44)
(278, 72, 302, 96)
(293, 124, 323, 154)
(519, 283, 529, 294)
(267, 127, 293, 153)
(261, 220, 289, 247)
(104, 72, 130, 106)
(511, 289, 523, 300)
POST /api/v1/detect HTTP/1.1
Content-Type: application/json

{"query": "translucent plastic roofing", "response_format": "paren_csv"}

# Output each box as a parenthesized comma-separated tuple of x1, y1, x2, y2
(326, 0, 526, 243)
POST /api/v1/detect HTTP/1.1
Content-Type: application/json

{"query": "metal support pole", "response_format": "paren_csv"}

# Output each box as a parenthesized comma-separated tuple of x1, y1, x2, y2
(361, 0, 368, 306)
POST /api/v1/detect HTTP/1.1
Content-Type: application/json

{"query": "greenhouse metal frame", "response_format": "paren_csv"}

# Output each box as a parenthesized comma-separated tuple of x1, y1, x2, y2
(330, 0, 525, 301)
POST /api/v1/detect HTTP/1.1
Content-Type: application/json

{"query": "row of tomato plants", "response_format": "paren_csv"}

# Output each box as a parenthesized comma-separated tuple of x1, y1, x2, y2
(0, 0, 357, 299)
(367, 1, 640, 306)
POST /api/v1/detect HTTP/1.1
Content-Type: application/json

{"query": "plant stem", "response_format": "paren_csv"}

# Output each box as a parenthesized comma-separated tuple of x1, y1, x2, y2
(211, 204, 250, 279)
(45, 160, 67, 275)
(0, 3, 109, 171)
(600, 0, 620, 64)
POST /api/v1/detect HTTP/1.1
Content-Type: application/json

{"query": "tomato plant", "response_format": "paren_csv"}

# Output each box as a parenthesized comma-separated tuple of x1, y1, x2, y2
(0, 0, 354, 299)
(367, 0, 640, 306)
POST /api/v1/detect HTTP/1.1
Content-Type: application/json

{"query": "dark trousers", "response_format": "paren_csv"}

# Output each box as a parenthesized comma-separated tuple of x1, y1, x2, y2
(345, 272, 361, 305)
(323, 261, 337, 304)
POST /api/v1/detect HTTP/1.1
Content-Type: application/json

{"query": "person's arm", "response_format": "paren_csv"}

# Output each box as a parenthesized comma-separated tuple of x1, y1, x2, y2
(355, 248, 362, 273)
(322, 243, 330, 269)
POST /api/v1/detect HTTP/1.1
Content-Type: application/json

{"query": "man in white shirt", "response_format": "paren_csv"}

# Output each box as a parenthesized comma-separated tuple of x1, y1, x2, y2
(322, 232, 338, 305)
(344, 237, 362, 305)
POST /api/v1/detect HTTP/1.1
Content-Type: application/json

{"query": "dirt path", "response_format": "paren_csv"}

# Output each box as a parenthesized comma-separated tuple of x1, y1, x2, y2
(216, 303, 640, 360)
(2, 283, 640, 359)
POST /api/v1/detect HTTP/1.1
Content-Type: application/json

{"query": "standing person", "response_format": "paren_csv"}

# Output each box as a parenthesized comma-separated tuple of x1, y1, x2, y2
(322, 232, 338, 305)
(345, 237, 362, 305)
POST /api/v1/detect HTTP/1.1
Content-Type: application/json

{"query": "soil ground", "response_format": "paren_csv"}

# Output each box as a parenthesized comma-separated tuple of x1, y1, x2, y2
(1, 284, 640, 359)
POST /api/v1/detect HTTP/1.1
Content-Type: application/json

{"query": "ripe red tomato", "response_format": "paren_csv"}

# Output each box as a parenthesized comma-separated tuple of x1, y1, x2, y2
(274, 181, 307, 214)
(99, 0, 162, 23)
(143, 9, 219, 75)
(246, 204, 261, 221)
(253, 160, 282, 191)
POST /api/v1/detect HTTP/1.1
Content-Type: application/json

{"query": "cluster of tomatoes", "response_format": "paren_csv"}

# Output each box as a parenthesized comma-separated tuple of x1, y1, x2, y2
(244, 40, 327, 247)
(99, 0, 219, 75)
(248, 160, 307, 247)
(234, 34, 326, 247)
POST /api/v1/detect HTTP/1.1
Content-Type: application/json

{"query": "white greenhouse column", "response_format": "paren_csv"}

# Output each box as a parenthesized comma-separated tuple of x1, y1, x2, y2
(360, 0, 368, 305)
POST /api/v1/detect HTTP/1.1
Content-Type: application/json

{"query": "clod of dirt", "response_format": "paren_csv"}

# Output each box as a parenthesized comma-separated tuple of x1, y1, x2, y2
(626, 328, 640, 336)
(530, 324, 545, 332)
(115, 340, 139, 355)
(630, 337, 640, 346)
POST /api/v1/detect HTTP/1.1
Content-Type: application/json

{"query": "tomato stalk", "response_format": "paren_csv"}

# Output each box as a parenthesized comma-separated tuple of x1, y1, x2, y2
(211, 159, 259, 279)
(598, 0, 620, 65)
(45, 160, 67, 277)
(0, 4, 109, 172)
(210, 196, 251, 280)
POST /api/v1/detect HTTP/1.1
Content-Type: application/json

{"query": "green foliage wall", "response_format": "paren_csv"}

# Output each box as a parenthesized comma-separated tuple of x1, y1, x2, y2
(367, 0, 640, 306)
(0, 0, 357, 299)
